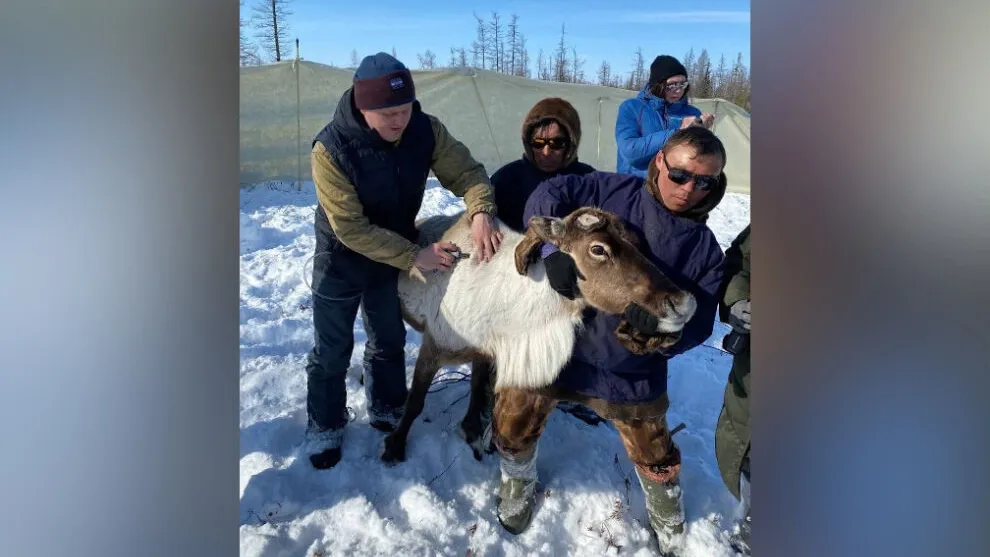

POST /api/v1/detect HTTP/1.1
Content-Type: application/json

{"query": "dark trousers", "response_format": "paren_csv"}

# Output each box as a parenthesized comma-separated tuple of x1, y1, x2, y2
(305, 271, 409, 435)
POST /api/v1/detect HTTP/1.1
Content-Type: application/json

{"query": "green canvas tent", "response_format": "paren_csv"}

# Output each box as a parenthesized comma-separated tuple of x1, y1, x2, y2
(240, 61, 750, 194)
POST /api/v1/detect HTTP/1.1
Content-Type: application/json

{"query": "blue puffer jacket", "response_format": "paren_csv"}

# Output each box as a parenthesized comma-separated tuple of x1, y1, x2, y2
(615, 86, 702, 178)
(524, 171, 726, 404)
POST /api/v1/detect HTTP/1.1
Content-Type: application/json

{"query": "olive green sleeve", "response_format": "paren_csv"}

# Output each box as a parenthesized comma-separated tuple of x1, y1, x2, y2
(311, 142, 420, 271)
(427, 115, 497, 219)
(719, 225, 751, 318)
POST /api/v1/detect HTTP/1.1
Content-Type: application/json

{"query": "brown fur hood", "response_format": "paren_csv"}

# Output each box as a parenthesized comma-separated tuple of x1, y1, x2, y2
(521, 97, 582, 167)
(646, 155, 728, 223)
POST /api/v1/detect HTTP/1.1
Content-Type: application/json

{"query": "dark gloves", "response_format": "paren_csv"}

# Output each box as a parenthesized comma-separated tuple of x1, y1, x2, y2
(623, 303, 660, 334)
(544, 250, 582, 300)
(621, 303, 680, 357)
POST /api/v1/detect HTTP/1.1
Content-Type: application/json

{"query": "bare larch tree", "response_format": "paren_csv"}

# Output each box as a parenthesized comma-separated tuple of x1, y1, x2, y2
(597, 60, 612, 87)
(472, 12, 488, 69)
(240, 1, 261, 66)
(488, 12, 503, 72)
(553, 23, 568, 82)
(507, 14, 519, 76)
(417, 50, 437, 69)
(571, 47, 585, 83)
(516, 34, 530, 77)
(251, 0, 293, 62)
(627, 47, 646, 90)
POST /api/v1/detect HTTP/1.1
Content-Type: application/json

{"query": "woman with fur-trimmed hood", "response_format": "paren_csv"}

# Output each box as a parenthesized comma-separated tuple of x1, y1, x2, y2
(490, 97, 596, 232)
(489, 97, 603, 427)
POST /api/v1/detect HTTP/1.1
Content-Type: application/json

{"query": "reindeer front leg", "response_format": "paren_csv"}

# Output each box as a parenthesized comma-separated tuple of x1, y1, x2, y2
(382, 333, 442, 464)
(460, 355, 496, 460)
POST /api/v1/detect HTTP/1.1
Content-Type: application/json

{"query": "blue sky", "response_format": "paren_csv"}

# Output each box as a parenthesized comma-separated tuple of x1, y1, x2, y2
(244, 0, 750, 77)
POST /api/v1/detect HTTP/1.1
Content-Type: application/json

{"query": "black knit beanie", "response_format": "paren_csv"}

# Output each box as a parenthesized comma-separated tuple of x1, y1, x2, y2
(353, 52, 416, 110)
(648, 55, 688, 87)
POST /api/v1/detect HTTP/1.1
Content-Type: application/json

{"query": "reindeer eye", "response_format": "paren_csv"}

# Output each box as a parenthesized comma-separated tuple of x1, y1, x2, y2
(590, 245, 607, 257)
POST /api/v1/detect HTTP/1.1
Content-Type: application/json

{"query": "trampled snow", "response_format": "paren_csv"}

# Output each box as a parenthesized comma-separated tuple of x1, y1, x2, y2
(240, 179, 751, 556)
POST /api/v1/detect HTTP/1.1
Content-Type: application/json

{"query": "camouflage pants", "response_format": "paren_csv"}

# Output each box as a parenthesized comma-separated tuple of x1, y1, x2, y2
(492, 387, 682, 483)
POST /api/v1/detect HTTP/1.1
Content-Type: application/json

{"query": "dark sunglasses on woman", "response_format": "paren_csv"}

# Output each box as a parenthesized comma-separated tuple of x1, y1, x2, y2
(530, 136, 569, 151)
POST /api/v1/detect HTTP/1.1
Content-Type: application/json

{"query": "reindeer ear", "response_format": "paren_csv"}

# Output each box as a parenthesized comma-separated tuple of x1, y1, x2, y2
(528, 215, 566, 242)
(514, 227, 544, 275)
(514, 216, 565, 275)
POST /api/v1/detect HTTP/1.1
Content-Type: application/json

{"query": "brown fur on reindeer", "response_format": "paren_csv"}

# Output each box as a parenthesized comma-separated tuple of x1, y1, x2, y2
(381, 207, 696, 463)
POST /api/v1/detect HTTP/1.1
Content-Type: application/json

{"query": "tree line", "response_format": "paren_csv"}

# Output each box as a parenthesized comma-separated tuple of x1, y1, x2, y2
(240, 5, 751, 110)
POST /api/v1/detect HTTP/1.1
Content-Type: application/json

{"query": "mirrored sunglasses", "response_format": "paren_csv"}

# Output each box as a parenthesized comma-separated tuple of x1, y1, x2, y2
(530, 136, 569, 151)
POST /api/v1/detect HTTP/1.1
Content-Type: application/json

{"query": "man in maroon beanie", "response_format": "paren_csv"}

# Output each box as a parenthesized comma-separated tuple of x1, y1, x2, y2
(304, 52, 502, 470)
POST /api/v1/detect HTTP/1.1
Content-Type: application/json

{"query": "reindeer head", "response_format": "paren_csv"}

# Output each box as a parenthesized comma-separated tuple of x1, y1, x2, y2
(514, 207, 697, 354)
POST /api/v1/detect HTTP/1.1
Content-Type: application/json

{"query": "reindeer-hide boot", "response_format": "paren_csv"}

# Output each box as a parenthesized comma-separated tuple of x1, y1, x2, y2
(495, 443, 538, 535)
(635, 449, 686, 556)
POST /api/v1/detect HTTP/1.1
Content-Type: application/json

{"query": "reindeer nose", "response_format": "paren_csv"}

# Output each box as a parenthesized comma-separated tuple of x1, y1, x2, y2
(665, 292, 697, 320)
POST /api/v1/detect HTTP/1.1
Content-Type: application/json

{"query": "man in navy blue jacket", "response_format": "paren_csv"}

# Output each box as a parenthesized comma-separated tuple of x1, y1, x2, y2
(491, 126, 728, 556)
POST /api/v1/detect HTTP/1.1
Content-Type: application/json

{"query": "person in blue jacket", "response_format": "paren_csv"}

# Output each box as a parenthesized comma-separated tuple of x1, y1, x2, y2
(615, 55, 715, 178)
(492, 126, 728, 556)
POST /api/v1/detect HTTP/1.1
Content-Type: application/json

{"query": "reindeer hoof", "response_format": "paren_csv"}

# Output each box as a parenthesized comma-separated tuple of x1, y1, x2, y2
(459, 422, 489, 461)
(380, 434, 406, 465)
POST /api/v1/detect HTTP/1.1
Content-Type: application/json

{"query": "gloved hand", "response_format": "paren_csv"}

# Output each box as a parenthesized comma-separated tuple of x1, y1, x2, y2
(728, 299, 750, 332)
(622, 303, 679, 356)
(623, 303, 660, 334)
(544, 250, 581, 300)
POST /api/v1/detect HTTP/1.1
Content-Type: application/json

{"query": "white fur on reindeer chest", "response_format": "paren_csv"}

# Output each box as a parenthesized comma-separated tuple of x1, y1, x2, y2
(399, 223, 585, 390)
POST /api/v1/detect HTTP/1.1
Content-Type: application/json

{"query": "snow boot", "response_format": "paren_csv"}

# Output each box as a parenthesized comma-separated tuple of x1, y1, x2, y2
(728, 514, 751, 555)
(304, 423, 344, 470)
(309, 447, 342, 470)
(636, 467, 686, 556)
(728, 463, 751, 555)
(495, 446, 538, 535)
(369, 407, 402, 433)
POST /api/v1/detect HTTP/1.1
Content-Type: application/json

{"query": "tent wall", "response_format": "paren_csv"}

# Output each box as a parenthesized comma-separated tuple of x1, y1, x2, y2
(240, 61, 750, 194)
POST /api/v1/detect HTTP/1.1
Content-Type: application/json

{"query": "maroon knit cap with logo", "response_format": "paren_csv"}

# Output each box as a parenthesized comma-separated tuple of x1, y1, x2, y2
(352, 52, 416, 110)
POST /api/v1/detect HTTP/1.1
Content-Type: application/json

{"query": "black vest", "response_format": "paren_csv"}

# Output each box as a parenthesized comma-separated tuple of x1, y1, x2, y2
(313, 88, 435, 285)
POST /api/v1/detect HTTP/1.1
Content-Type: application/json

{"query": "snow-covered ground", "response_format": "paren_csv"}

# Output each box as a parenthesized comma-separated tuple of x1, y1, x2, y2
(240, 179, 751, 556)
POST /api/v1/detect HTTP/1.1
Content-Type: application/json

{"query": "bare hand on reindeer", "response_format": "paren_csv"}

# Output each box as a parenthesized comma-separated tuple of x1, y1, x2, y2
(470, 212, 503, 262)
(414, 241, 459, 272)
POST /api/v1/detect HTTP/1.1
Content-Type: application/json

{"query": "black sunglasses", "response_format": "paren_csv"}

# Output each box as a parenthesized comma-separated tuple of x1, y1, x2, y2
(662, 156, 720, 191)
(530, 136, 569, 151)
